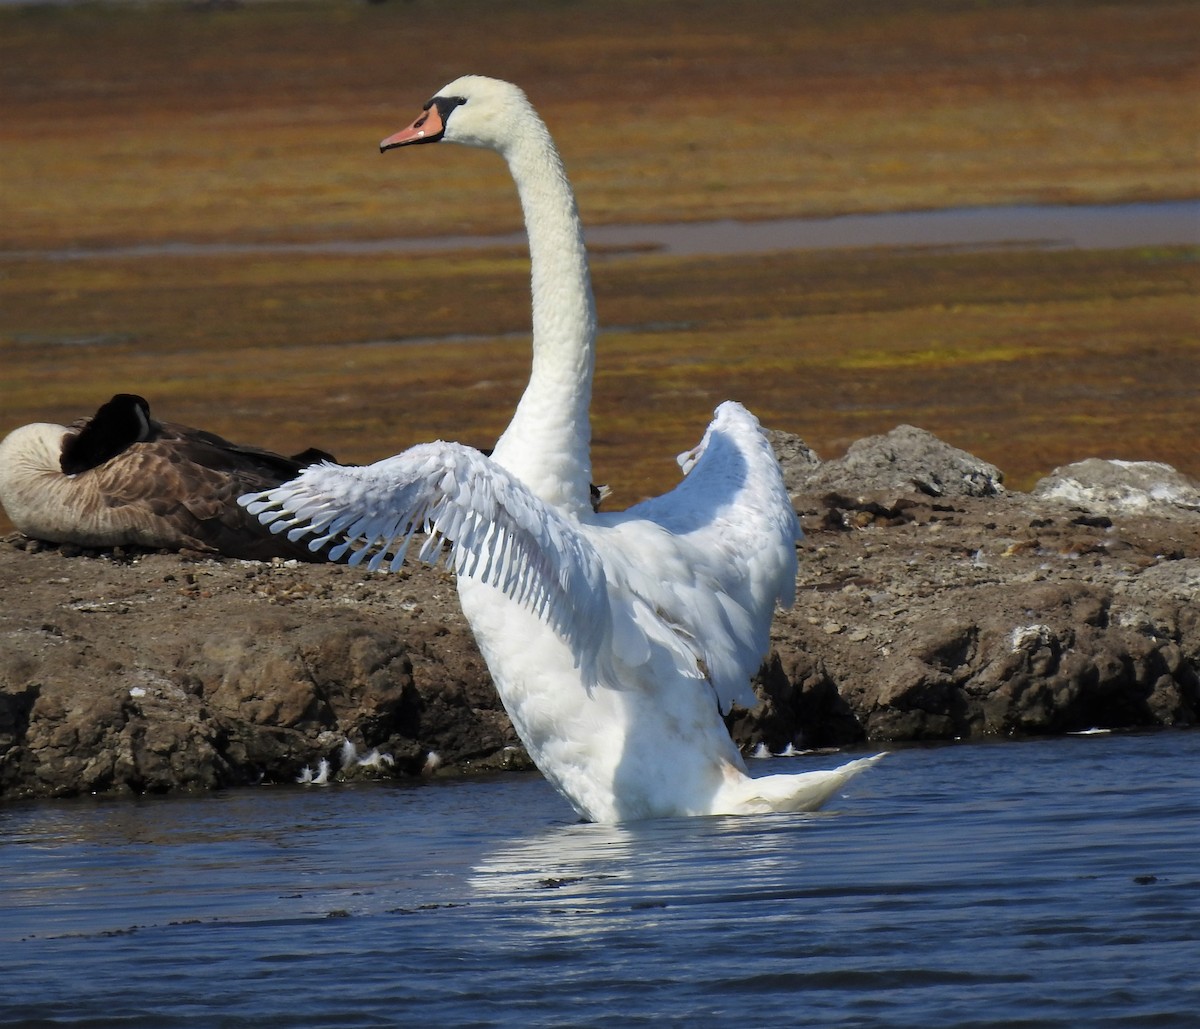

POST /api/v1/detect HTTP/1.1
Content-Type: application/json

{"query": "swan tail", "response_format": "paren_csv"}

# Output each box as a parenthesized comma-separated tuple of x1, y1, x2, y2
(712, 754, 885, 816)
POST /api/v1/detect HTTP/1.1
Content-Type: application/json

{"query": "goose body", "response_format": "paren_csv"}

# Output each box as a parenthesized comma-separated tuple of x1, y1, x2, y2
(0, 393, 334, 560)
(243, 77, 881, 821)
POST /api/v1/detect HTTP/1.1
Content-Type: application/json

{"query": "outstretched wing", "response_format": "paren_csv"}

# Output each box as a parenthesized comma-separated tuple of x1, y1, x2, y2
(239, 442, 609, 655)
(598, 401, 800, 712)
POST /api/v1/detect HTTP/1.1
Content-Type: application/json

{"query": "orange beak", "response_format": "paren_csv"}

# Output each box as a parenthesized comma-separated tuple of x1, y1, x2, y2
(380, 102, 447, 152)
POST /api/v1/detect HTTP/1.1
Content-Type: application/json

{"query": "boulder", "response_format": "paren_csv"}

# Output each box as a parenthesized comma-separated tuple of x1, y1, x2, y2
(1033, 458, 1200, 517)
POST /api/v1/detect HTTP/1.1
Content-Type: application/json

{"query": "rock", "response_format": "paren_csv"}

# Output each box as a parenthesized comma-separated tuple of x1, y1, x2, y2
(1033, 458, 1200, 517)
(0, 554, 521, 798)
(766, 428, 822, 494)
(1, 425, 1197, 799)
(755, 498, 1200, 747)
(804, 424, 1005, 498)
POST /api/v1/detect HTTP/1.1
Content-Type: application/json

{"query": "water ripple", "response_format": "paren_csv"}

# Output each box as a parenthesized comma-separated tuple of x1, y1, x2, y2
(2, 733, 1199, 1027)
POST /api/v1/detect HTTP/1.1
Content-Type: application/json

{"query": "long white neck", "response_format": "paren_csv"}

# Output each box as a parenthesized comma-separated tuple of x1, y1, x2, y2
(487, 111, 596, 519)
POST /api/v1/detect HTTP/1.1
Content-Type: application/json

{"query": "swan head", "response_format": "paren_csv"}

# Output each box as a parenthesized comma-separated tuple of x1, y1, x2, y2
(380, 75, 535, 156)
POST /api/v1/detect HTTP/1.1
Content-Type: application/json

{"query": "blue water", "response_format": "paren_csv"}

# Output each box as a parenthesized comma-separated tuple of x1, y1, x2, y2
(2, 731, 1198, 1027)
(9, 200, 1198, 263)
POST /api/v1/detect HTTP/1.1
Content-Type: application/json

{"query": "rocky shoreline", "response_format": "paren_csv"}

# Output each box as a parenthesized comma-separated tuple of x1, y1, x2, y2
(1, 426, 1197, 800)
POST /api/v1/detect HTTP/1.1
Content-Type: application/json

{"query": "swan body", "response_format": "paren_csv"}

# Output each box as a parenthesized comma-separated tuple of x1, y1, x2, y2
(243, 76, 881, 821)
(0, 393, 335, 560)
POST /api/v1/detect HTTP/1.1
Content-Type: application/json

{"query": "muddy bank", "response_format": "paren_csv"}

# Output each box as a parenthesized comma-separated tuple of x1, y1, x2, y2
(1, 427, 1197, 800)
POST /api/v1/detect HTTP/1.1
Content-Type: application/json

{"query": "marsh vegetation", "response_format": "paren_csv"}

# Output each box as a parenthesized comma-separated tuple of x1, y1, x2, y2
(1, 0, 1196, 516)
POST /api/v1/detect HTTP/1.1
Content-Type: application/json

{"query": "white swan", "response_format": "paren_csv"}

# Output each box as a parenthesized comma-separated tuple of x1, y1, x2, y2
(241, 76, 881, 821)
(0, 393, 336, 560)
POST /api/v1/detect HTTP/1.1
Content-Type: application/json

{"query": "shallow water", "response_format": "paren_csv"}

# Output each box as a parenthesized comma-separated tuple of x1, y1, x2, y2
(2, 731, 1198, 1027)
(10, 200, 1198, 263)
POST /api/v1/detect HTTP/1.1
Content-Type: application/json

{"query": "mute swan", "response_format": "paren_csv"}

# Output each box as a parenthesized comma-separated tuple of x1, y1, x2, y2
(242, 76, 881, 821)
(0, 393, 336, 560)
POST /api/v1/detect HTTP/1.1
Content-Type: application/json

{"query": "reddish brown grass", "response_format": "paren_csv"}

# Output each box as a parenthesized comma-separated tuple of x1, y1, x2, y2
(1, 0, 1196, 529)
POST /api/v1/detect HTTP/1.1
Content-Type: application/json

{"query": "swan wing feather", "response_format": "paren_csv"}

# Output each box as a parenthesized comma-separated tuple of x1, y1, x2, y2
(600, 402, 800, 711)
(239, 442, 609, 656)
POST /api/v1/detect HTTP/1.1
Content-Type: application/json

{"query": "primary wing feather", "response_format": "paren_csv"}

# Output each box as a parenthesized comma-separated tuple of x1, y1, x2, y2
(240, 442, 609, 655)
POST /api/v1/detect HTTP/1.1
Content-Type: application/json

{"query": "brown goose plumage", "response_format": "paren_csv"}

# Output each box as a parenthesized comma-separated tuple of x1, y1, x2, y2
(0, 394, 337, 560)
